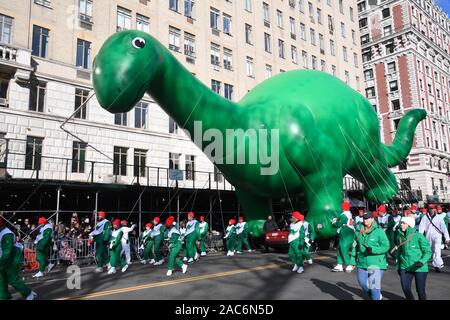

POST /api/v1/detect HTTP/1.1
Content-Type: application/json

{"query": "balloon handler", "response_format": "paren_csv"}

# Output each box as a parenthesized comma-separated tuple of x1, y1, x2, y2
(185, 212, 200, 263)
(289, 211, 307, 274)
(0, 217, 37, 300)
(108, 219, 128, 275)
(224, 219, 237, 256)
(89, 211, 112, 273)
(140, 223, 154, 264)
(302, 218, 316, 264)
(33, 217, 54, 278)
(151, 217, 166, 266)
(165, 216, 188, 276)
(236, 216, 252, 253)
(198, 216, 209, 256)
(331, 202, 356, 273)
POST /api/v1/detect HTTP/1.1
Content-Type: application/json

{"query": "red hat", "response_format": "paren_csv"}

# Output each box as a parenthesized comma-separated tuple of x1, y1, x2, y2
(372, 211, 379, 218)
(38, 217, 47, 225)
(120, 220, 127, 226)
(428, 204, 435, 209)
(421, 208, 427, 213)
(393, 209, 398, 214)
(113, 219, 120, 227)
(436, 205, 442, 211)
(238, 216, 244, 222)
(404, 209, 411, 215)
(199, 216, 205, 222)
(378, 205, 386, 213)
(342, 202, 351, 211)
(187, 212, 195, 218)
(411, 205, 417, 211)
(98, 211, 106, 218)
(229, 219, 236, 225)
(165, 216, 175, 227)
(358, 209, 364, 214)
(145, 223, 153, 229)
(153, 217, 160, 224)
(292, 211, 304, 221)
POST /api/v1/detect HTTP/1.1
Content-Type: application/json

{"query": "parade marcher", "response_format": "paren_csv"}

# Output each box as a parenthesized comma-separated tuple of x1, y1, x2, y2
(354, 209, 365, 230)
(33, 217, 54, 278)
(236, 216, 252, 254)
(386, 209, 402, 249)
(416, 208, 427, 227)
(288, 211, 306, 274)
(224, 219, 237, 256)
(302, 218, 316, 265)
(410, 205, 418, 220)
(352, 212, 390, 300)
(140, 223, 154, 265)
(392, 217, 432, 300)
(331, 202, 356, 272)
(108, 219, 128, 274)
(89, 211, 112, 273)
(185, 212, 200, 263)
(198, 216, 209, 256)
(151, 217, 165, 266)
(120, 220, 136, 265)
(165, 216, 188, 276)
(418, 204, 450, 272)
(437, 206, 449, 233)
(0, 217, 37, 300)
(377, 205, 390, 231)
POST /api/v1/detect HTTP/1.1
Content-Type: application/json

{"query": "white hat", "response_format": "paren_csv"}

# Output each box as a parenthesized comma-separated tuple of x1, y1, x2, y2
(401, 216, 415, 228)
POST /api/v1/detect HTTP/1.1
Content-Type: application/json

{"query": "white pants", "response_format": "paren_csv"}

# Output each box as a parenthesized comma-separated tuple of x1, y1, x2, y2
(121, 243, 131, 265)
(428, 235, 443, 268)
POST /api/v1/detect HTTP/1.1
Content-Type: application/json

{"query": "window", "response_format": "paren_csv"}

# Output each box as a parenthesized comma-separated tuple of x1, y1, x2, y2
(117, 7, 131, 31)
(244, 0, 252, 12)
(359, 18, 367, 28)
(312, 55, 317, 70)
(385, 42, 394, 54)
(353, 53, 358, 67)
(362, 50, 372, 62)
(135, 101, 148, 129)
(114, 113, 127, 126)
(345, 71, 349, 84)
(317, 8, 322, 24)
(210, 43, 221, 67)
(291, 45, 298, 64)
(321, 60, 326, 71)
(265, 64, 272, 79)
(0, 14, 13, 44)
(169, 26, 181, 52)
(356, 76, 360, 91)
(134, 149, 147, 178)
(387, 62, 396, 73)
(29, 81, 46, 112)
(210, 7, 220, 29)
(264, 33, 271, 53)
(169, 117, 178, 134)
(223, 14, 232, 35)
(302, 51, 308, 68)
(365, 87, 375, 98)
(184, 0, 195, 18)
(361, 34, 370, 44)
(328, 15, 334, 35)
(185, 155, 195, 180)
(246, 57, 254, 77)
(382, 8, 390, 19)
(184, 32, 195, 57)
(78, 0, 93, 22)
(211, 79, 221, 94)
(289, 17, 296, 36)
(0, 78, 8, 101)
(330, 40, 335, 56)
(299, 0, 305, 12)
(25, 136, 43, 170)
(343, 46, 348, 62)
(214, 166, 223, 182)
(224, 83, 233, 100)
(136, 14, 150, 33)
(72, 142, 86, 173)
(339, 0, 343, 14)
(76, 39, 91, 69)
(332, 65, 337, 76)
(350, 7, 354, 21)
(223, 48, 232, 70)
(383, 25, 392, 36)
(389, 81, 398, 92)
(277, 10, 283, 28)
(32, 25, 49, 58)
(341, 22, 346, 38)
(245, 24, 252, 44)
(352, 30, 356, 44)
(169, 152, 180, 170)
(263, 2, 270, 22)
(74, 88, 88, 119)
(392, 99, 400, 111)
(169, 0, 179, 12)
(357, 1, 366, 12)
(308, 2, 314, 19)
(310, 28, 316, 45)
(278, 39, 285, 58)
(300, 23, 306, 40)
(113, 146, 128, 176)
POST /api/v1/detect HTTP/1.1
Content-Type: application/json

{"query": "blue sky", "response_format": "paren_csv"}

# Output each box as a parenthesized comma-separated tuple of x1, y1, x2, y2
(435, 0, 450, 16)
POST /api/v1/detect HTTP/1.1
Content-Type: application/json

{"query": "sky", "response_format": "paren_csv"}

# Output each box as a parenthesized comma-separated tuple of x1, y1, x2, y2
(435, 0, 450, 16)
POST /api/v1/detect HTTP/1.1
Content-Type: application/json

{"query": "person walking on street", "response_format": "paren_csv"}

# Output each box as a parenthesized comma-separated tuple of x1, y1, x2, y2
(165, 216, 188, 276)
(140, 223, 154, 265)
(302, 218, 316, 265)
(288, 211, 306, 274)
(331, 202, 356, 273)
(120, 220, 136, 265)
(236, 216, 252, 254)
(198, 216, 209, 256)
(354, 209, 365, 231)
(224, 219, 237, 256)
(151, 217, 165, 266)
(418, 204, 450, 272)
(185, 212, 200, 263)
(89, 211, 112, 273)
(377, 205, 390, 231)
(108, 219, 127, 274)
(352, 212, 390, 300)
(392, 216, 432, 300)
(33, 217, 54, 278)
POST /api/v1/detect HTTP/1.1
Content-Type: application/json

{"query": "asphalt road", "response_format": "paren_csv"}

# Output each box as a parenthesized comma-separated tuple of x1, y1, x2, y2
(14, 249, 450, 300)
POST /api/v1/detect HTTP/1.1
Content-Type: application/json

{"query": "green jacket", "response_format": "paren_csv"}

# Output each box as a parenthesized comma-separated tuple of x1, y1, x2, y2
(110, 229, 123, 250)
(393, 226, 432, 272)
(36, 224, 53, 251)
(92, 219, 112, 243)
(333, 212, 354, 238)
(0, 228, 21, 268)
(225, 225, 236, 239)
(199, 221, 209, 237)
(352, 223, 390, 270)
(168, 227, 183, 249)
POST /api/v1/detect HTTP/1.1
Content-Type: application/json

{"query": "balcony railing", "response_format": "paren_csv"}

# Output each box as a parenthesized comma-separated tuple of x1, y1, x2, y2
(0, 43, 31, 67)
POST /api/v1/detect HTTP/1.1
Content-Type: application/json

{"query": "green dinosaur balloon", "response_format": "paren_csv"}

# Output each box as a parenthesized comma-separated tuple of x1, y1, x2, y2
(92, 31, 426, 238)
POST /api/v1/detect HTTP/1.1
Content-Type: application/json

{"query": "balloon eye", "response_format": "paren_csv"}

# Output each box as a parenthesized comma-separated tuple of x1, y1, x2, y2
(132, 37, 146, 49)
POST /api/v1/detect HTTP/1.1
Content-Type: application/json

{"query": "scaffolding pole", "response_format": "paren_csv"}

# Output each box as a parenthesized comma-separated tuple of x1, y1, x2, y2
(94, 191, 99, 226)
(56, 187, 61, 227)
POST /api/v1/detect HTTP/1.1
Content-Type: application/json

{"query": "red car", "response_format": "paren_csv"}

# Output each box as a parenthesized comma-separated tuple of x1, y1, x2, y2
(264, 230, 289, 250)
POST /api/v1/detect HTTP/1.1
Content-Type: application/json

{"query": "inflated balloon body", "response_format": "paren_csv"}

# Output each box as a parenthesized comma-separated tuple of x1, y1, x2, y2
(93, 31, 426, 238)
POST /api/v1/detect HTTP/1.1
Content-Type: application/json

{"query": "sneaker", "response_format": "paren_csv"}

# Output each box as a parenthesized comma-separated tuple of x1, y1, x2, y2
(47, 263, 55, 273)
(345, 265, 355, 273)
(107, 267, 116, 275)
(182, 264, 188, 274)
(141, 260, 148, 265)
(154, 259, 164, 266)
(236, 251, 242, 254)
(166, 270, 173, 276)
(121, 264, 129, 273)
(230, 251, 235, 256)
(297, 266, 305, 274)
(94, 267, 103, 273)
(187, 258, 194, 263)
(434, 267, 441, 273)
(201, 252, 207, 256)
(292, 264, 299, 272)
(332, 265, 344, 272)
(26, 291, 37, 300)
(183, 257, 188, 262)
(194, 252, 200, 260)
(32, 271, 44, 278)
(149, 259, 155, 264)
(226, 251, 231, 256)
(248, 249, 252, 253)
(307, 259, 313, 265)
(107, 263, 112, 271)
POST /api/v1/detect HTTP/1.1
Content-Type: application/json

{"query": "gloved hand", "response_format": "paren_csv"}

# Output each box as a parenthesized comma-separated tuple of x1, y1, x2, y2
(414, 261, 423, 268)
(365, 246, 373, 254)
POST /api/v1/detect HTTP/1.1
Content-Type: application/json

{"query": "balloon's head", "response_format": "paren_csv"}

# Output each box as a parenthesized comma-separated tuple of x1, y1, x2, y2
(93, 30, 158, 113)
